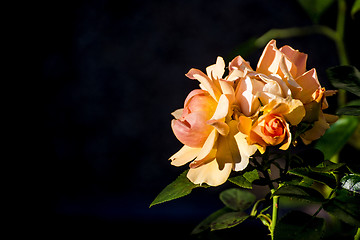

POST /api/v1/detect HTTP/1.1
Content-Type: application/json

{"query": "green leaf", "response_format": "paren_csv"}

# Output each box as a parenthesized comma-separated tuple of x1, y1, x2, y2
(150, 170, 207, 207)
(273, 185, 325, 203)
(341, 174, 360, 194)
(219, 188, 256, 211)
(337, 105, 360, 116)
(273, 211, 325, 240)
(352, 0, 360, 18)
(337, 99, 360, 116)
(192, 207, 233, 234)
(326, 65, 360, 97)
(323, 189, 360, 227)
(288, 168, 337, 189)
(210, 212, 249, 231)
(310, 160, 345, 173)
(297, 0, 335, 23)
(315, 116, 359, 160)
(228, 169, 260, 189)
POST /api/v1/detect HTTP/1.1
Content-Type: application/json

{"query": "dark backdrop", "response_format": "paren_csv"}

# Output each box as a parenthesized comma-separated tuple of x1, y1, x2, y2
(23, 0, 358, 238)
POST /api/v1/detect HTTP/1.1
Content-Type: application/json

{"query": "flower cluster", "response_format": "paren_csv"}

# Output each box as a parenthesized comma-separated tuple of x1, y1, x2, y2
(170, 40, 337, 186)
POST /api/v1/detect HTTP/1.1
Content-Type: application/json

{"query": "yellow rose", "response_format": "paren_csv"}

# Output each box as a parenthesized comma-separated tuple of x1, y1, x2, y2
(170, 57, 257, 186)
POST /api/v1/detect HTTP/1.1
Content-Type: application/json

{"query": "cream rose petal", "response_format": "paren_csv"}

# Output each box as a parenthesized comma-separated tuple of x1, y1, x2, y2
(187, 158, 232, 186)
(210, 94, 230, 121)
(171, 108, 183, 119)
(195, 129, 218, 161)
(233, 131, 258, 171)
(207, 119, 230, 136)
(169, 145, 201, 167)
(186, 69, 221, 101)
(206, 56, 225, 80)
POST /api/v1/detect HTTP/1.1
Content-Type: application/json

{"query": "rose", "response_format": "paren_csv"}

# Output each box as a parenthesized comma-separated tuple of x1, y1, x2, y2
(238, 97, 305, 153)
(256, 40, 338, 144)
(170, 57, 257, 186)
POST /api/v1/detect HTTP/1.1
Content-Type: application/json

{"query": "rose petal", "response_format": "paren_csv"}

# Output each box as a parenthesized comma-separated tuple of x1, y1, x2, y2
(187, 158, 232, 186)
(186, 68, 221, 100)
(257, 39, 283, 76)
(279, 55, 303, 95)
(294, 68, 321, 104)
(210, 94, 230, 121)
(229, 55, 253, 74)
(233, 128, 258, 171)
(238, 115, 253, 136)
(169, 145, 201, 166)
(279, 121, 292, 150)
(195, 129, 218, 161)
(171, 108, 183, 119)
(207, 119, 230, 136)
(279, 45, 308, 78)
(219, 80, 235, 104)
(206, 56, 225, 80)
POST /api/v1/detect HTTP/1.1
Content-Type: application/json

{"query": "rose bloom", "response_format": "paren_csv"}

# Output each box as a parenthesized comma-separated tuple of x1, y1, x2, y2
(170, 57, 257, 186)
(238, 97, 305, 153)
(255, 40, 338, 144)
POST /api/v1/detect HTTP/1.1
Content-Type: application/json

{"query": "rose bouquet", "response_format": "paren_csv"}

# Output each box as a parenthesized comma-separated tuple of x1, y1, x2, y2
(150, 2, 360, 238)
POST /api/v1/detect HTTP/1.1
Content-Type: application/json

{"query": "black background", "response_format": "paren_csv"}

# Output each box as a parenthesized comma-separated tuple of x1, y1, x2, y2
(19, 0, 359, 239)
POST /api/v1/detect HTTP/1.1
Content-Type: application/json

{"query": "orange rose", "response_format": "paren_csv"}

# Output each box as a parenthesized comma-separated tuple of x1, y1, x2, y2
(238, 97, 305, 153)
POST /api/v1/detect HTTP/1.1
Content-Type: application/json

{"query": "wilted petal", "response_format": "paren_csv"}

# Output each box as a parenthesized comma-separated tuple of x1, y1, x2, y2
(170, 145, 201, 166)
(187, 158, 232, 186)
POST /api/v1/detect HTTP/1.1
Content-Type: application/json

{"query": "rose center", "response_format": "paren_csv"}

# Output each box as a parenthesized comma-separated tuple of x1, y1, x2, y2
(265, 117, 284, 137)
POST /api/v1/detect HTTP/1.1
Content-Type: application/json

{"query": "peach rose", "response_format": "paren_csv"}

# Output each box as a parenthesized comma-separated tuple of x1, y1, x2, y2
(238, 97, 305, 153)
(256, 40, 338, 144)
(170, 57, 257, 186)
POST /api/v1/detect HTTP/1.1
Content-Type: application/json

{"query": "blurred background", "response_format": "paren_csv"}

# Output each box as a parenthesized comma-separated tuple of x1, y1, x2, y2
(24, 0, 359, 238)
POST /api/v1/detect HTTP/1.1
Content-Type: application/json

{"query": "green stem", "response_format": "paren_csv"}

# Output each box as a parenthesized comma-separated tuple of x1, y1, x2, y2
(270, 189, 279, 240)
(355, 228, 360, 240)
